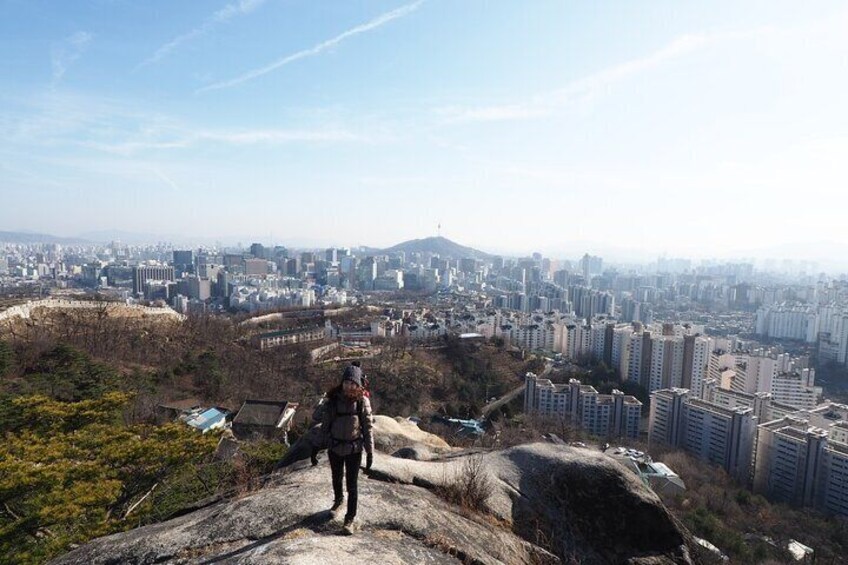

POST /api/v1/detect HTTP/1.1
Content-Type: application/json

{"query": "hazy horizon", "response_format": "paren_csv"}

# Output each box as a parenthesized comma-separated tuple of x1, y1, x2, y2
(4, 228, 848, 272)
(3, 1, 848, 264)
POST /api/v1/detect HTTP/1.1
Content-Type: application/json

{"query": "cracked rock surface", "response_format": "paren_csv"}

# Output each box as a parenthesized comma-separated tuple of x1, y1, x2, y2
(52, 443, 695, 565)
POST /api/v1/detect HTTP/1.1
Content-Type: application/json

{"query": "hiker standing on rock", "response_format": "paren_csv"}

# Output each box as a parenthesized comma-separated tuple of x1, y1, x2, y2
(318, 364, 374, 534)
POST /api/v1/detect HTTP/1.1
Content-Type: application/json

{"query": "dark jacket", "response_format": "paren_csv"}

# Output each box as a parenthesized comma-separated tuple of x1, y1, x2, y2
(320, 390, 374, 457)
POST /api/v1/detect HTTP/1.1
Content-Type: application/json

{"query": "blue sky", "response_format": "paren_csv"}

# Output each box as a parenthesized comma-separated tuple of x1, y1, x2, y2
(2, 0, 847, 261)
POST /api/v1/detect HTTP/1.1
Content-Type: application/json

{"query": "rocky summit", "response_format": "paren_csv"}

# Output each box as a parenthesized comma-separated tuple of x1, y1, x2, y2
(53, 422, 696, 565)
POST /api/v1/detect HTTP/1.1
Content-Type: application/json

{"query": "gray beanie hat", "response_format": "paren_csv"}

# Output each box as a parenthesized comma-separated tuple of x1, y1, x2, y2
(342, 365, 363, 387)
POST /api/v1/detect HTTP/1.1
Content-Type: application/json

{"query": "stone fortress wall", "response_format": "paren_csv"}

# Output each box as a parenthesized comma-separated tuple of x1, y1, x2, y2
(0, 298, 185, 323)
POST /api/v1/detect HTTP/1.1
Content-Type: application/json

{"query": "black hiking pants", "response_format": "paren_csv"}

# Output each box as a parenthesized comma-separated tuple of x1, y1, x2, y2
(328, 450, 362, 520)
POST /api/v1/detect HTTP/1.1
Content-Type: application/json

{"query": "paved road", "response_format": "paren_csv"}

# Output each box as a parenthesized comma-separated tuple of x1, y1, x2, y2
(480, 384, 525, 416)
(480, 362, 552, 417)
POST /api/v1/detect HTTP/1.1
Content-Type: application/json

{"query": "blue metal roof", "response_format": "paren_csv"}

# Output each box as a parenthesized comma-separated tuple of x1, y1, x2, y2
(432, 415, 486, 436)
(186, 408, 227, 432)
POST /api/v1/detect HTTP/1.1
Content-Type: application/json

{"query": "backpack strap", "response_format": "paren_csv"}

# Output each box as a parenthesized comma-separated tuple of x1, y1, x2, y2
(329, 399, 365, 447)
(335, 400, 359, 417)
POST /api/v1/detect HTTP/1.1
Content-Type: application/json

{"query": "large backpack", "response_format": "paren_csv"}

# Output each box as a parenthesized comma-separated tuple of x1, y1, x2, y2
(329, 395, 367, 450)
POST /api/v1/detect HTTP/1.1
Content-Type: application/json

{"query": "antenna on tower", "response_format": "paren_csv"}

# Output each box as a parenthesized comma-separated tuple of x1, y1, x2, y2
(437, 222, 441, 237)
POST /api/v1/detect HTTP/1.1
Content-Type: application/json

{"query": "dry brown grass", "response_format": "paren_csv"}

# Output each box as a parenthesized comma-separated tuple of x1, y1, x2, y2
(281, 528, 311, 540)
(372, 529, 406, 542)
(422, 532, 477, 564)
(435, 454, 495, 512)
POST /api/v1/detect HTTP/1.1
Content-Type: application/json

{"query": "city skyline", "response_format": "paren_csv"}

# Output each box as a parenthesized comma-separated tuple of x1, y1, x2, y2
(3, 229, 846, 272)
(3, 1, 848, 261)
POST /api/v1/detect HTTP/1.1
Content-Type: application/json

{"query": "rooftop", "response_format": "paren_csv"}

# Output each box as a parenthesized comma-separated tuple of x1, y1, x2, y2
(458, 332, 484, 339)
(688, 398, 753, 418)
(158, 398, 203, 412)
(260, 325, 323, 338)
(775, 424, 827, 442)
(825, 441, 848, 456)
(184, 408, 228, 433)
(233, 400, 296, 427)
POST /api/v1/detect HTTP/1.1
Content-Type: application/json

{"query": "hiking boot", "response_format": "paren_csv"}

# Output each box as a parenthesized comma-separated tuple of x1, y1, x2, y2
(342, 517, 358, 535)
(329, 498, 344, 515)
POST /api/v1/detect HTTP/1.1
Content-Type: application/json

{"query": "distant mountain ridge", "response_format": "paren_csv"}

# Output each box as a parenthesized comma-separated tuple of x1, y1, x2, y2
(381, 236, 493, 260)
(0, 231, 91, 245)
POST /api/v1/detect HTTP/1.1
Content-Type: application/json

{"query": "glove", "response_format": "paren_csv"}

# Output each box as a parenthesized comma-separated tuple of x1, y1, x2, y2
(310, 449, 319, 467)
(366, 453, 373, 470)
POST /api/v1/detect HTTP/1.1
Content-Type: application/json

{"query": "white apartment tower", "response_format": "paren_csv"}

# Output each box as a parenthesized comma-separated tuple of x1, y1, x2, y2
(611, 325, 634, 377)
(771, 370, 818, 411)
(648, 335, 685, 393)
(752, 418, 828, 507)
(648, 388, 689, 447)
(524, 373, 641, 439)
(650, 388, 757, 485)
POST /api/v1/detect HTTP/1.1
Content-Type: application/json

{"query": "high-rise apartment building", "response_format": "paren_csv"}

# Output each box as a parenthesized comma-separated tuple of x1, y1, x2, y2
(580, 253, 603, 280)
(524, 374, 641, 439)
(755, 303, 818, 343)
(682, 335, 712, 398)
(650, 384, 848, 516)
(610, 325, 634, 377)
(821, 424, 848, 516)
(680, 398, 757, 484)
(648, 335, 685, 392)
(569, 285, 614, 319)
(649, 388, 756, 484)
(771, 370, 818, 410)
(752, 417, 828, 507)
(648, 388, 688, 447)
(701, 380, 796, 422)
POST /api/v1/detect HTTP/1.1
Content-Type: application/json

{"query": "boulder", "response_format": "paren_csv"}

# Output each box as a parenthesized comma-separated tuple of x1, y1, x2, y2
(372, 415, 452, 454)
(274, 414, 450, 469)
(53, 443, 696, 565)
(366, 444, 695, 564)
(391, 445, 436, 461)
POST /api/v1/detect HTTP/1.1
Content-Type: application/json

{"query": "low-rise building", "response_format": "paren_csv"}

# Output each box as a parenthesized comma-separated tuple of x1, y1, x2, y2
(232, 400, 298, 443)
(182, 407, 229, 434)
(609, 447, 686, 496)
(258, 325, 326, 349)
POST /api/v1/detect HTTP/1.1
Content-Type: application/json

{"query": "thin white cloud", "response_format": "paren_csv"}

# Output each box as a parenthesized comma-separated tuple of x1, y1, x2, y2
(438, 29, 768, 124)
(2, 91, 365, 155)
(82, 139, 192, 155)
(51, 31, 92, 84)
(141, 0, 267, 66)
(79, 127, 363, 155)
(553, 33, 709, 99)
(435, 104, 546, 123)
(152, 168, 182, 193)
(197, 0, 424, 93)
(358, 174, 433, 187)
(200, 128, 361, 144)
